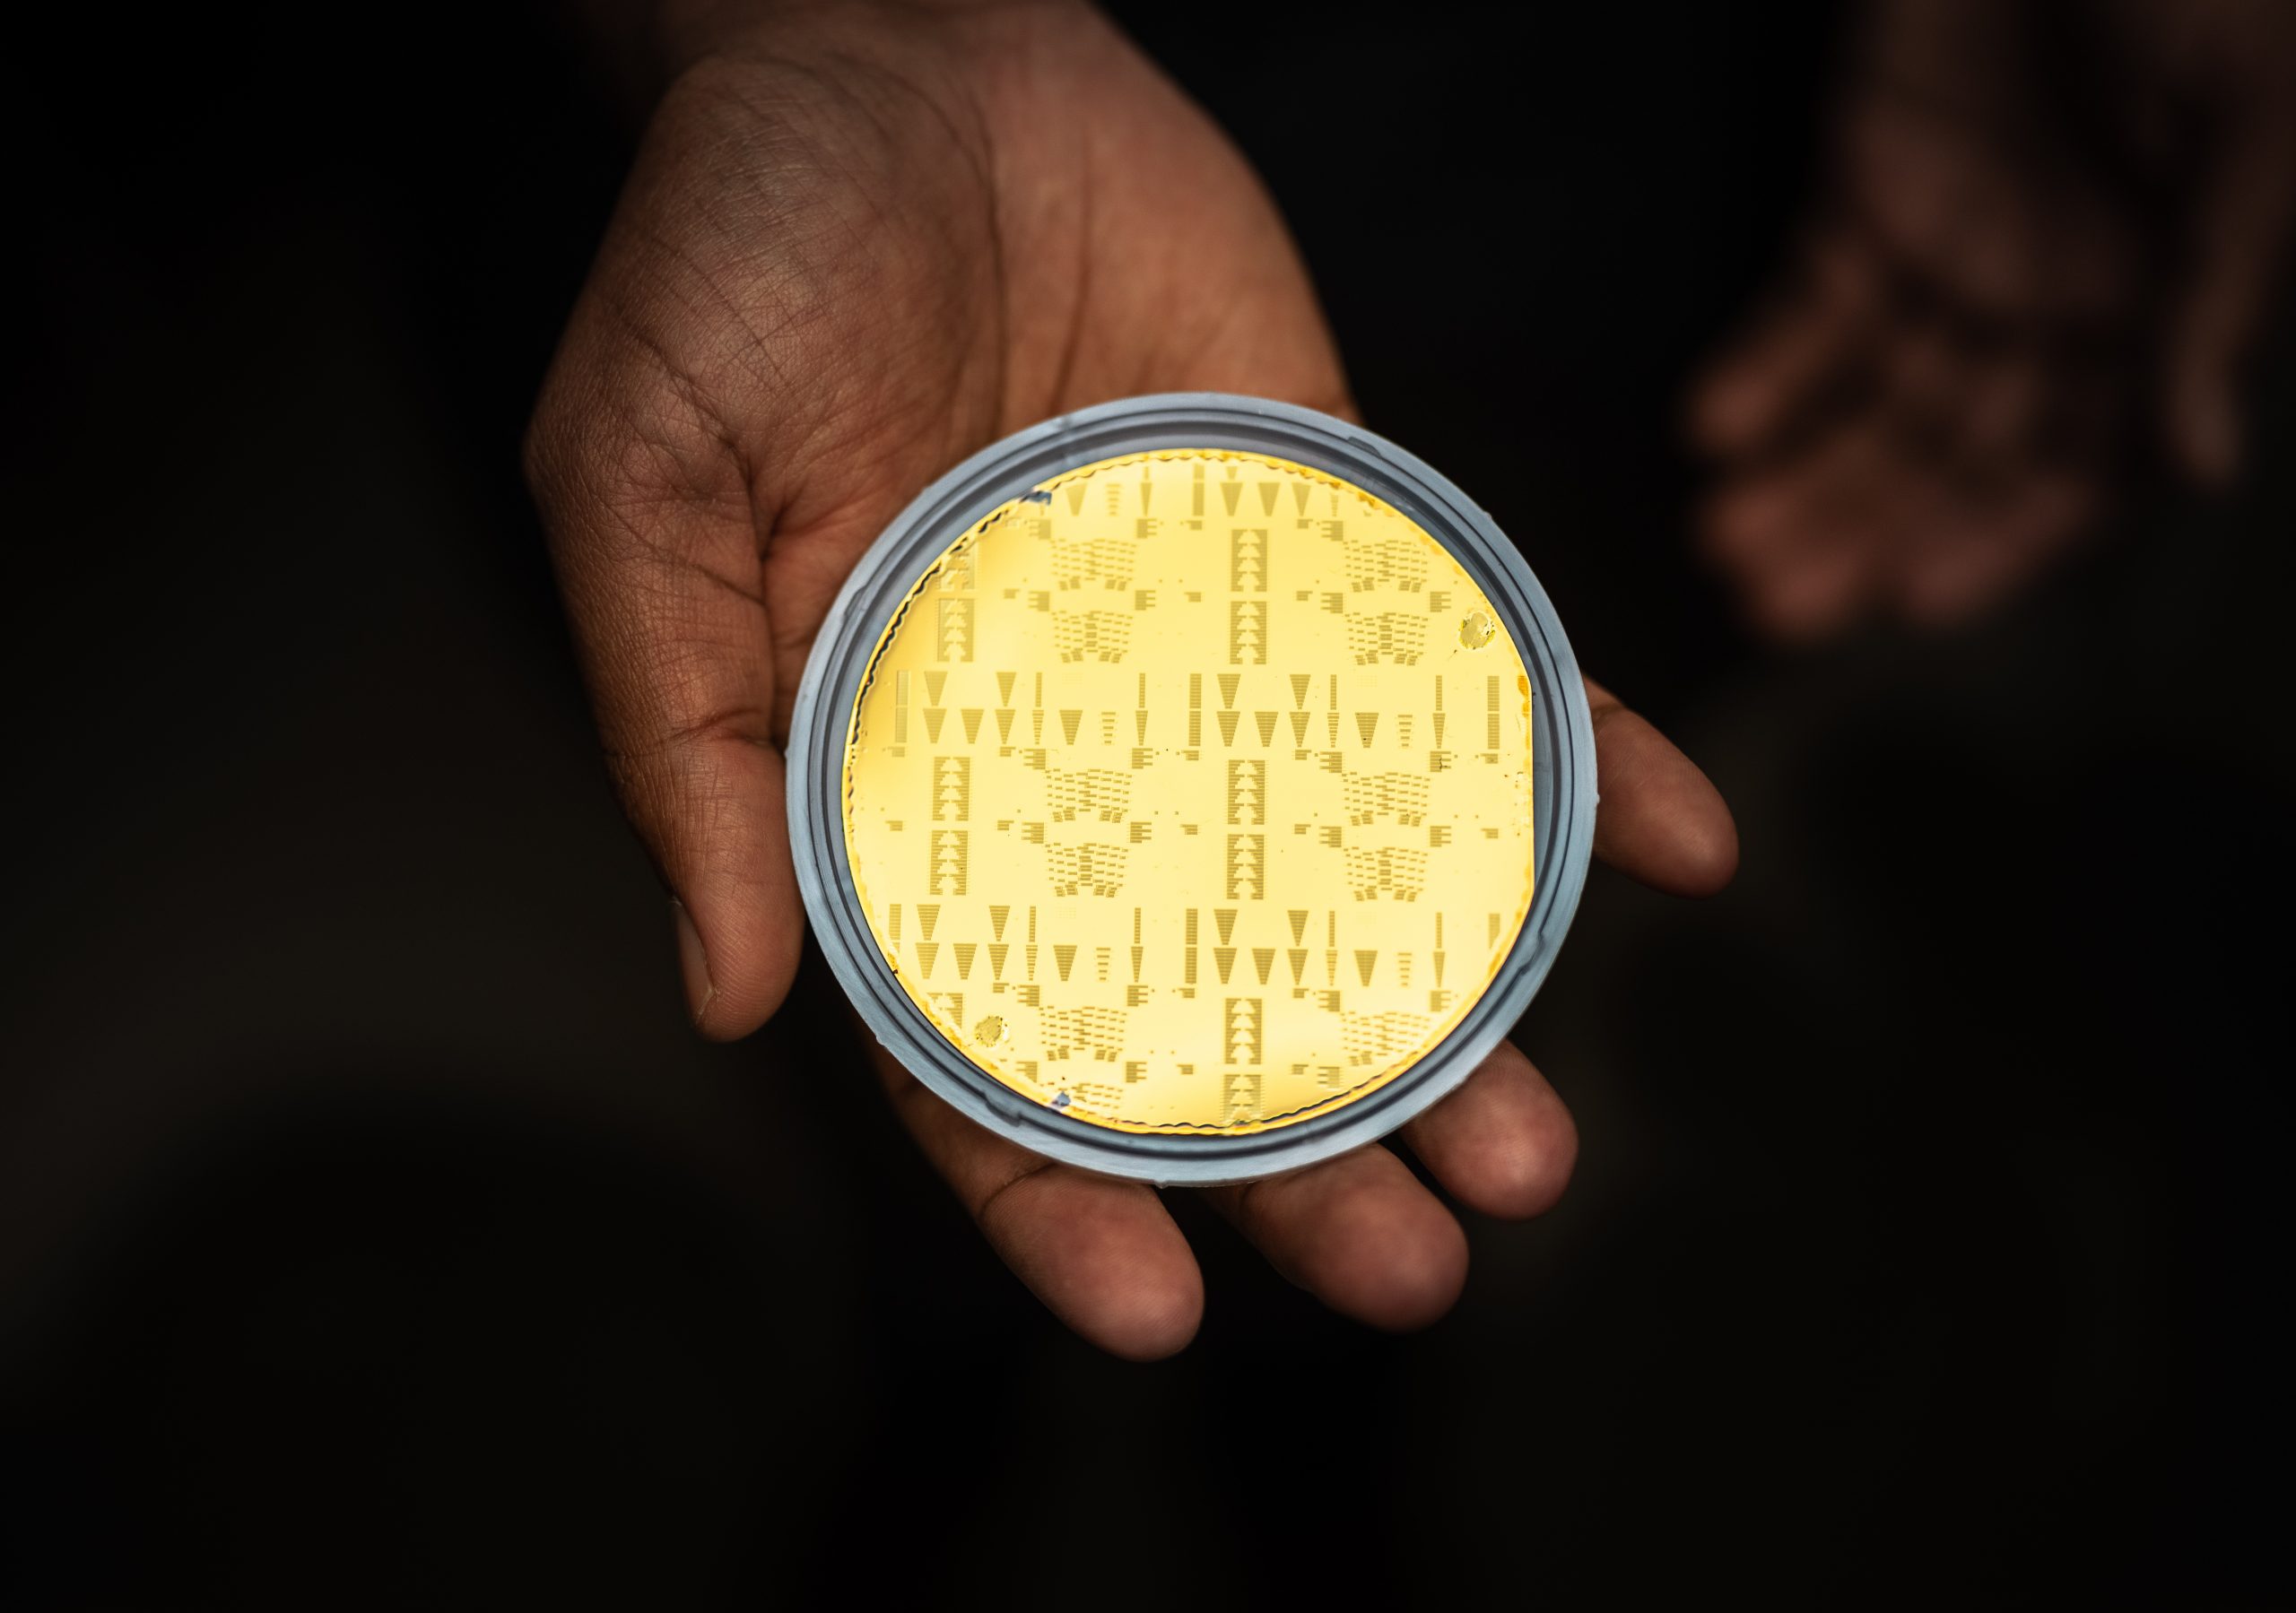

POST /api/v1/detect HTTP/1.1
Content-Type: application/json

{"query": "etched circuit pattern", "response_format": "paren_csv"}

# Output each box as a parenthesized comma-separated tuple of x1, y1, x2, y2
(842, 449, 1536, 1136)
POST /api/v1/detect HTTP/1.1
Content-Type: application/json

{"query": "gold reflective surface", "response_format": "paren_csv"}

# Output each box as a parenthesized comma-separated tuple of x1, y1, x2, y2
(842, 449, 1535, 1135)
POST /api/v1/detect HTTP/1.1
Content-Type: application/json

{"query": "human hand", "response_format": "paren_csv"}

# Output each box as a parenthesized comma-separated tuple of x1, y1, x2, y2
(527, 0, 1737, 1356)
(1691, 0, 2296, 640)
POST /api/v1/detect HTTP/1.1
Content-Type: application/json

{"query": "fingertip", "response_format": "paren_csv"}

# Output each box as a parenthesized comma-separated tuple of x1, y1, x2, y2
(1687, 231, 1876, 462)
(1698, 478, 1782, 567)
(1095, 1262, 1205, 1363)
(1349, 1201, 1468, 1333)
(1748, 579, 1863, 646)
(1686, 363, 1759, 458)
(1666, 787, 1741, 898)
(673, 897, 717, 1029)
(2170, 380, 2242, 489)
(1228, 1152, 1468, 1332)
(1587, 701, 1740, 898)
(1409, 1043, 1579, 1221)
(681, 893, 802, 1041)
(1472, 1113, 1578, 1221)
(1894, 550, 2008, 629)
(674, 752, 806, 1040)
(984, 1169, 1205, 1361)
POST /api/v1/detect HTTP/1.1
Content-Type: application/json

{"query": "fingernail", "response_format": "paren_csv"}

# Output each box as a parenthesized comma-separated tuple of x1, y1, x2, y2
(672, 898, 715, 1031)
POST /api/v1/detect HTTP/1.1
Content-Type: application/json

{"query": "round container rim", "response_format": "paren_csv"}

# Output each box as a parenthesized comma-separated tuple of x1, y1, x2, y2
(787, 393, 1596, 1185)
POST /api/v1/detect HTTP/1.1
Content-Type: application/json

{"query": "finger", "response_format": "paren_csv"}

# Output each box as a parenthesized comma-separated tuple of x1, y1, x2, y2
(1700, 414, 1899, 640)
(1690, 228, 1880, 459)
(1892, 468, 2093, 626)
(1203, 1146, 1467, 1331)
(2163, 106, 2296, 484)
(526, 343, 799, 1041)
(1845, 99, 2039, 318)
(1400, 1040, 1577, 1220)
(1585, 677, 1738, 896)
(1740, 516, 1886, 645)
(872, 1043, 1203, 1360)
(1841, 92, 2136, 325)
(1699, 415, 1892, 572)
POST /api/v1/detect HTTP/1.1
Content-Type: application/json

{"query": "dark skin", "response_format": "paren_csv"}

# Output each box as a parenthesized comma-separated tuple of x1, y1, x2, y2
(527, 0, 1737, 1358)
(1692, 0, 2296, 640)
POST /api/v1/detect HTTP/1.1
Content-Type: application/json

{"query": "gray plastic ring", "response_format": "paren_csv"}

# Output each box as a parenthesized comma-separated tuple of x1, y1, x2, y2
(787, 394, 1596, 1184)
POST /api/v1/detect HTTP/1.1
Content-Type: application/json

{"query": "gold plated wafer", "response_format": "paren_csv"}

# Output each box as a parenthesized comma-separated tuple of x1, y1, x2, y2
(841, 448, 1536, 1136)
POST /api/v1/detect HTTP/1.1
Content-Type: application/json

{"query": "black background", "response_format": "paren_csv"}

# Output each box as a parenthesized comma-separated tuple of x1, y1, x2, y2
(4, 2, 2290, 1603)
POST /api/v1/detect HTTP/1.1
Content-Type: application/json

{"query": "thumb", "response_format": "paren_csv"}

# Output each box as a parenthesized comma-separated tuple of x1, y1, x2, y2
(526, 341, 802, 1043)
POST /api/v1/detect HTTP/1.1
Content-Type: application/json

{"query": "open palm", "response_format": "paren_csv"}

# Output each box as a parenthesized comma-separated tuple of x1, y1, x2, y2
(1691, 0, 2296, 639)
(529, 0, 1735, 1357)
